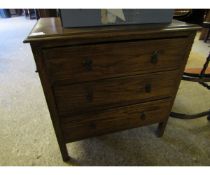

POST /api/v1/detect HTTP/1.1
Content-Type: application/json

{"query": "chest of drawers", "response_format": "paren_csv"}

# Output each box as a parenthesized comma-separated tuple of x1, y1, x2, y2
(24, 18, 199, 161)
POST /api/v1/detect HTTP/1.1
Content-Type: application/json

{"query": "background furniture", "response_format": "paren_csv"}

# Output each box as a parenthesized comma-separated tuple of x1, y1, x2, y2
(202, 21, 210, 42)
(171, 53, 210, 120)
(199, 10, 210, 41)
(24, 18, 199, 161)
(36, 9, 58, 19)
(174, 9, 206, 25)
(174, 9, 210, 41)
(172, 10, 210, 120)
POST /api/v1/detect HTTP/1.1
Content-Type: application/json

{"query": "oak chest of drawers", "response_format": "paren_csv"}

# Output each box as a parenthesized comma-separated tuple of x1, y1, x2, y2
(24, 17, 199, 161)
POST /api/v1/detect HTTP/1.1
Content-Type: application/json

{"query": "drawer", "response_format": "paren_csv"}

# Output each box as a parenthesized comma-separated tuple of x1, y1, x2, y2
(43, 37, 188, 84)
(54, 70, 179, 115)
(61, 98, 171, 142)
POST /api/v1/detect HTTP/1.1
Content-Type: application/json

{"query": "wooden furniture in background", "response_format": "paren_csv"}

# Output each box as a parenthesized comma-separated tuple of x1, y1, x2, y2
(23, 9, 58, 20)
(24, 18, 199, 161)
(36, 9, 58, 19)
(174, 9, 206, 25)
(174, 9, 210, 41)
(174, 9, 192, 18)
(200, 10, 210, 41)
(202, 21, 210, 42)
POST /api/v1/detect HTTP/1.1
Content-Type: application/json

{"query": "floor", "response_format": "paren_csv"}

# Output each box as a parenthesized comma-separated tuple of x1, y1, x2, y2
(0, 16, 210, 166)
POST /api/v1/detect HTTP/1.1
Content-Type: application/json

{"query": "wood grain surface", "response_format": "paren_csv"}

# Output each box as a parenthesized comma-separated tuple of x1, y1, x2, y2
(25, 18, 199, 161)
(54, 70, 179, 115)
(43, 37, 188, 84)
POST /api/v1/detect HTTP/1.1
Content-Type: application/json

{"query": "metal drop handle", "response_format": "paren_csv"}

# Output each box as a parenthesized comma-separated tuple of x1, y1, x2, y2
(83, 58, 93, 71)
(89, 122, 96, 129)
(151, 51, 159, 64)
(145, 83, 152, 93)
(86, 88, 93, 102)
(140, 112, 146, 120)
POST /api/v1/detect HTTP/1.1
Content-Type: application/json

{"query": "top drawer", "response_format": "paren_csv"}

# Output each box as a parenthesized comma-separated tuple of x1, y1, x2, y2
(43, 37, 188, 84)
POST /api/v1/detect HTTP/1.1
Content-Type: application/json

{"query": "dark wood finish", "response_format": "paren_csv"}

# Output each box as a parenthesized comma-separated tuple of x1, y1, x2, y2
(24, 17, 199, 161)
(30, 45, 70, 161)
(157, 31, 197, 137)
(43, 38, 188, 84)
(61, 98, 171, 142)
(199, 10, 210, 40)
(203, 21, 210, 42)
(54, 70, 179, 115)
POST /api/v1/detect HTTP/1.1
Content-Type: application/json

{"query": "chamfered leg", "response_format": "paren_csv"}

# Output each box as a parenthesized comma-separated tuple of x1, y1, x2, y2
(156, 120, 168, 137)
(58, 142, 70, 162)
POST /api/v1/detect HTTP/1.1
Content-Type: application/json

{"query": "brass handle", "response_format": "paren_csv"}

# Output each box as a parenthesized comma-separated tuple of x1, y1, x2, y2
(145, 83, 152, 93)
(151, 51, 159, 64)
(140, 112, 146, 120)
(86, 88, 93, 102)
(83, 58, 92, 71)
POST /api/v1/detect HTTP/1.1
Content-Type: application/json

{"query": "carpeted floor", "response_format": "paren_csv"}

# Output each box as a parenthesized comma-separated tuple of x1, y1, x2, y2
(0, 17, 210, 166)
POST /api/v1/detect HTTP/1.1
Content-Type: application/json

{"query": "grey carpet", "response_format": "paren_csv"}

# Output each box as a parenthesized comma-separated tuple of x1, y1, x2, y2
(0, 16, 210, 166)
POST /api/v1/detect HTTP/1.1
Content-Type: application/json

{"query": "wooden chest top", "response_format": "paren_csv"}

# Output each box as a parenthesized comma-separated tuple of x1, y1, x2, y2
(24, 17, 200, 43)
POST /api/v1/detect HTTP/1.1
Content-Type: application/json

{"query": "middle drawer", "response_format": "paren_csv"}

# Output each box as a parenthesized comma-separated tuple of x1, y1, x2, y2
(54, 70, 179, 115)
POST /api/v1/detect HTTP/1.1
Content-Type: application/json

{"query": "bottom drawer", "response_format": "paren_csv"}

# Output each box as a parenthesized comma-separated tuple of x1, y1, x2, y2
(61, 98, 171, 142)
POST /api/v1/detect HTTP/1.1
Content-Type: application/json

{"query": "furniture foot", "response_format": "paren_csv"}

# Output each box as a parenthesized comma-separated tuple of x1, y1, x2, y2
(156, 121, 167, 137)
(58, 142, 70, 162)
(62, 155, 71, 162)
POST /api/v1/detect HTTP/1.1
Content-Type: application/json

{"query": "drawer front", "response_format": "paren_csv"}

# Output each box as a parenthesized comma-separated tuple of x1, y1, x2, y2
(54, 70, 179, 115)
(61, 98, 171, 142)
(43, 37, 188, 84)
